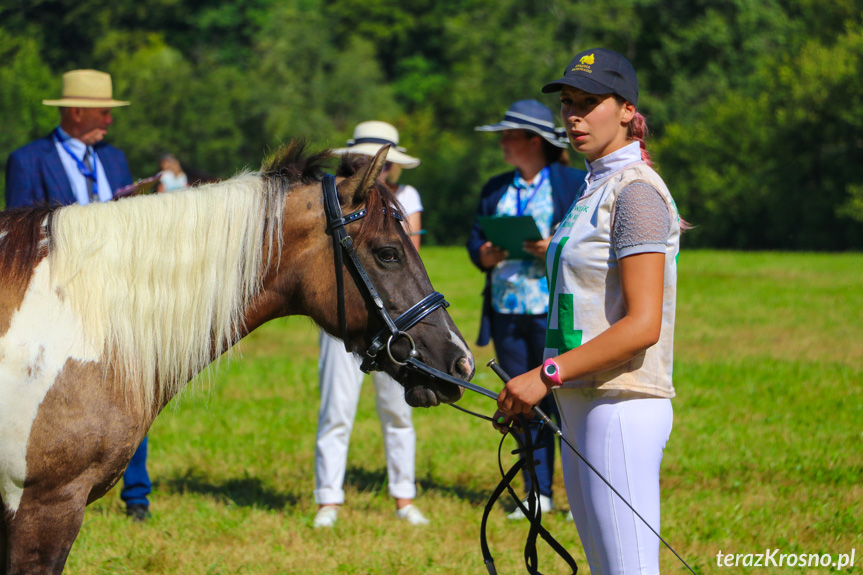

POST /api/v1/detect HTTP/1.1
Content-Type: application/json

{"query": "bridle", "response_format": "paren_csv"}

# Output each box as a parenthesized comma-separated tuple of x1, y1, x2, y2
(321, 173, 511, 401)
(322, 173, 449, 372)
(320, 173, 695, 575)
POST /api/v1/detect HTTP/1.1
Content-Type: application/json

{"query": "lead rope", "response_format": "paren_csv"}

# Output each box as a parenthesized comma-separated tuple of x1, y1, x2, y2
(483, 415, 579, 575)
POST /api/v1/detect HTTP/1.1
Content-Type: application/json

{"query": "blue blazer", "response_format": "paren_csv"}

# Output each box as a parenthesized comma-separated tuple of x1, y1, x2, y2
(4, 133, 132, 208)
(466, 162, 587, 346)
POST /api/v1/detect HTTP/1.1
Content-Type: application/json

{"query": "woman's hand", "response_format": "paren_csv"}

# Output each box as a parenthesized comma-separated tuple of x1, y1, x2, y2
(496, 367, 549, 417)
(479, 241, 508, 269)
(523, 237, 551, 259)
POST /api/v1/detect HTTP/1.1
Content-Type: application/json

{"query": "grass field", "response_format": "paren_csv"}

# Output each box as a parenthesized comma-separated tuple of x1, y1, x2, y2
(64, 248, 862, 574)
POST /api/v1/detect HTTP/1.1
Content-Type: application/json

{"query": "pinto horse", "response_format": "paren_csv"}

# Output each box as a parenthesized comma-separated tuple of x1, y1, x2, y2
(0, 142, 473, 574)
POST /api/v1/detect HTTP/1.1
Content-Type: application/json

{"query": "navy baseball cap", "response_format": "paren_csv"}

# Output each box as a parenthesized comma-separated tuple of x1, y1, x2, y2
(542, 48, 639, 106)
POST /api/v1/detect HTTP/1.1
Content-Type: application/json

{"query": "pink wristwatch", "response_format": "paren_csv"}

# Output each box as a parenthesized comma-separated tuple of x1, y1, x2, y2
(542, 357, 563, 388)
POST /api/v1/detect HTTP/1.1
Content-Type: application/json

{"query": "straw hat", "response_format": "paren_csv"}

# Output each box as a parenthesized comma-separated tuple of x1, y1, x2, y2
(43, 69, 130, 108)
(332, 121, 420, 168)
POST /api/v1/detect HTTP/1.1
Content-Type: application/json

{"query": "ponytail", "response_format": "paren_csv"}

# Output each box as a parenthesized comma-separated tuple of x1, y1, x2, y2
(613, 94, 651, 167)
(628, 111, 652, 167)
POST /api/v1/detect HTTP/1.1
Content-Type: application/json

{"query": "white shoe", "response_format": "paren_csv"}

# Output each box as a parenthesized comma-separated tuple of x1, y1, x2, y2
(507, 494, 553, 521)
(395, 504, 430, 525)
(313, 506, 339, 528)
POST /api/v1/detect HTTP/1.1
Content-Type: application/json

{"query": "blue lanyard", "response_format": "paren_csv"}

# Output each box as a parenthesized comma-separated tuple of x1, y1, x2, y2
(53, 129, 98, 199)
(513, 168, 547, 216)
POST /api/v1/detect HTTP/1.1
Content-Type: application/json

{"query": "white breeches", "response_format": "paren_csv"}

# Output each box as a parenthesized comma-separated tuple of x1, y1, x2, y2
(555, 388, 673, 575)
(314, 331, 417, 504)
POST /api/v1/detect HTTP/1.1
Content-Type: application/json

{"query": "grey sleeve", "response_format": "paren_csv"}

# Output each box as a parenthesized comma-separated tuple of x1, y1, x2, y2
(611, 181, 672, 258)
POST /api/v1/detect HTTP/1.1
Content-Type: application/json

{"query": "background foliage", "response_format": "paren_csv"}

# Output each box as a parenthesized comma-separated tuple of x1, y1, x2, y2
(1, 0, 861, 249)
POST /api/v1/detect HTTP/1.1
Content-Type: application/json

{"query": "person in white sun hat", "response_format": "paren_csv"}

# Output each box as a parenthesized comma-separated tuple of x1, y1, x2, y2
(312, 120, 429, 528)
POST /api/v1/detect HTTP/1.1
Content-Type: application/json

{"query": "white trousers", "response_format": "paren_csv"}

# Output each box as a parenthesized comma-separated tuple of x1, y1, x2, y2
(314, 331, 417, 504)
(555, 388, 673, 575)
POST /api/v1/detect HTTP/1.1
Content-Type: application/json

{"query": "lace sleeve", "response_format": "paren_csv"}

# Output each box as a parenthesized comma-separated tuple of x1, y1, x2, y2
(611, 181, 672, 258)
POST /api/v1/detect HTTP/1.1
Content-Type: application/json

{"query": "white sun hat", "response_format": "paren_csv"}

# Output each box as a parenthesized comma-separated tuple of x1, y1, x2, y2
(332, 121, 420, 168)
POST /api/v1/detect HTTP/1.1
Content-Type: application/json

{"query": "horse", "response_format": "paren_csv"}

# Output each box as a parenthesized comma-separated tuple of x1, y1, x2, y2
(0, 141, 474, 574)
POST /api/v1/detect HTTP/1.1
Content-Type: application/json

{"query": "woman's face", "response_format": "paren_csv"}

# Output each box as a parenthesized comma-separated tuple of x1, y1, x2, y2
(378, 162, 401, 185)
(560, 86, 633, 162)
(499, 129, 540, 169)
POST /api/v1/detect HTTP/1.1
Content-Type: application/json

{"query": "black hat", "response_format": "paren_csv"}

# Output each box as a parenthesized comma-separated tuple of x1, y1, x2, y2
(542, 48, 638, 106)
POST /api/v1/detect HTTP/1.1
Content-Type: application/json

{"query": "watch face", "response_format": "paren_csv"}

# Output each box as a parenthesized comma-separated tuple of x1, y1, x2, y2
(545, 363, 557, 376)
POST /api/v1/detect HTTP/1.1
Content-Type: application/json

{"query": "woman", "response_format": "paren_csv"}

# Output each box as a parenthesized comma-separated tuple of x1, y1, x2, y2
(467, 100, 586, 519)
(313, 121, 428, 528)
(496, 49, 683, 574)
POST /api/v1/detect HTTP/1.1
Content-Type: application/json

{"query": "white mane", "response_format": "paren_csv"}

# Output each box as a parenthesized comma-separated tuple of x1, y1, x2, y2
(49, 174, 283, 414)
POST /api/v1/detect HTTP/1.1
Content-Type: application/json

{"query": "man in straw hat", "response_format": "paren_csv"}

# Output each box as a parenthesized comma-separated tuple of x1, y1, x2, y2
(312, 120, 431, 528)
(5, 69, 133, 209)
(4, 69, 151, 521)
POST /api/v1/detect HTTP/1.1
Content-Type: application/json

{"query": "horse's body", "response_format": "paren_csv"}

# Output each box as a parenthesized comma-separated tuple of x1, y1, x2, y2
(0, 143, 473, 574)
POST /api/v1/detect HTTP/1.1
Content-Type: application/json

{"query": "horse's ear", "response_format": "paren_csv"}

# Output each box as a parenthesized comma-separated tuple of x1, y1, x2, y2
(338, 145, 389, 206)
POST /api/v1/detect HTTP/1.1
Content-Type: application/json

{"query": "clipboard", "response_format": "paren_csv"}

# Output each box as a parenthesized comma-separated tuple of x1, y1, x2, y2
(113, 175, 161, 200)
(478, 215, 543, 260)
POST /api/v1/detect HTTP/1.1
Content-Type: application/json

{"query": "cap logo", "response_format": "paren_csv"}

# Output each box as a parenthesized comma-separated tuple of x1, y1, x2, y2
(572, 53, 595, 74)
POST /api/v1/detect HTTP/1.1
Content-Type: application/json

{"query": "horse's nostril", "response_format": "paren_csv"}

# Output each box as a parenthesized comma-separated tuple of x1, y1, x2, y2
(455, 356, 474, 380)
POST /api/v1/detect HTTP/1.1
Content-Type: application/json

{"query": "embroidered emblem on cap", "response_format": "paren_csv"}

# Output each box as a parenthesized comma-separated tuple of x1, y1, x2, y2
(572, 53, 595, 73)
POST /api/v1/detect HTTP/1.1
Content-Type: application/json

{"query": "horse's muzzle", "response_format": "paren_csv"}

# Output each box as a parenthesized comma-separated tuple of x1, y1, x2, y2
(401, 354, 473, 407)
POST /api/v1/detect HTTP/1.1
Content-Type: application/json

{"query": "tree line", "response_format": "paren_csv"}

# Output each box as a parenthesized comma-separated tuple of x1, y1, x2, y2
(1, 0, 861, 249)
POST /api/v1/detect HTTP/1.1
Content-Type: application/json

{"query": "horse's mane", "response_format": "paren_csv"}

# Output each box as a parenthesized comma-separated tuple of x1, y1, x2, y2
(45, 140, 325, 415)
(0, 207, 57, 291)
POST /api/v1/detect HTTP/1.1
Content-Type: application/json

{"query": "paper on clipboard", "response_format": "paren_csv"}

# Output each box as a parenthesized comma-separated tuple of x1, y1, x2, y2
(477, 215, 543, 260)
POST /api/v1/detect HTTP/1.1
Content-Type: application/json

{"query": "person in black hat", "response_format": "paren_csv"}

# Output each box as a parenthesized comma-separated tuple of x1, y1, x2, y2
(495, 49, 687, 574)
(466, 100, 586, 520)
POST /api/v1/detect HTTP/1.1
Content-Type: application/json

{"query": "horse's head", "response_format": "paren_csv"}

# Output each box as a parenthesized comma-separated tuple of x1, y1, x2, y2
(262, 142, 473, 407)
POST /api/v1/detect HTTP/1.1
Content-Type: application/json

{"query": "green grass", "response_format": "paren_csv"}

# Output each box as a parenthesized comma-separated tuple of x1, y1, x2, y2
(64, 249, 863, 574)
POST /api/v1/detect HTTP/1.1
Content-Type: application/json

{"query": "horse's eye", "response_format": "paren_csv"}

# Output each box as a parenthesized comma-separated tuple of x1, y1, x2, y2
(377, 247, 399, 263)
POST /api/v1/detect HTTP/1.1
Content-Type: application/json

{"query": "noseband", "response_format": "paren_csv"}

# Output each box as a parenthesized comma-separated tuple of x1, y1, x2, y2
(322, 174, 449, 372)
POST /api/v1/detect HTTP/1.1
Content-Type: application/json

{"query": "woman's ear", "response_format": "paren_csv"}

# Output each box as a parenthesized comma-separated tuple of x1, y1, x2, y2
(620, 101, 636, 125)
